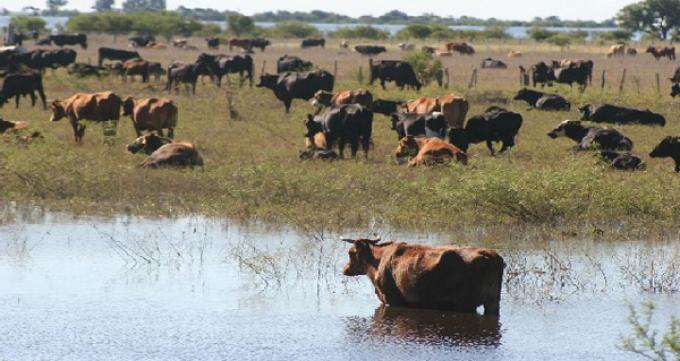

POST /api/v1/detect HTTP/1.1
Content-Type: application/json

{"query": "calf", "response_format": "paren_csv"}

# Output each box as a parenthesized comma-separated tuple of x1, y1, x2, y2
(139, 142, 203, 168)
(391, 112, 448, 140)
(166, 60, 214, 94)
(579, 103, 665, 126)
(513, 88, 570, 111)
(304, 104, 373, 159)
(49, 92, 122, 142)
(257, 70, 334, 113)
(394, 136, 467, 166)
(127, 133, 171, 155)
(369, 59, 421, 90)
(449, 107, 523, 155)
(650, 136, 680, 172)
(547, 120, 633, 151)
(341, 238, 504, 314)
(122, 97, 178, 138)
(312, 89, 373, 109)
(598, 150, 644, 171)
(0, 73, 47, 109)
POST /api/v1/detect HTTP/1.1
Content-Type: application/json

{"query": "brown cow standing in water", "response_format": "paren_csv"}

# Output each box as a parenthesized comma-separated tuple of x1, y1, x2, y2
(49, 92, 123, 142)
(122, 97, 178, 138)
(341, 238, 505, 315)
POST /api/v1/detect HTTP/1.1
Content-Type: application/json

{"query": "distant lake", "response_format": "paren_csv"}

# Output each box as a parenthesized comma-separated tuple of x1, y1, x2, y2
(0, 16, 634, 40)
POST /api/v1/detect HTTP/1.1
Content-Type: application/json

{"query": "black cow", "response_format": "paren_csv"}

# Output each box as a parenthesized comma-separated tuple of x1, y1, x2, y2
(129, 34, 155, 47)
(36, 38, 52, 46)
(277, 55, 313, 73)
(650, 136, 680, 172)
(205, 37, 219, 49)
(513, 88, 570, 111)
(0, 73, 47, 109)
(671, 67, 680, 83)
(355, 45, 387, 56)
(530, 62, 555, 87)
(98, 47, 141, 66)
(196, 53, 253, 87)
(390, 112, 447, 140)
(301, 38, 325, 48)
(304, 104, 373, 159)
(166, 60, 214, 94)
(579, 103, 665, 126)
(49, 34, 87, 49)
(27, 49, 77, 70)
(371, 99, 403, 115)
(448, 106, 523, 155)
(257, 70, 334, 113)
(598, 150, 644, 171)
(553, 65, 589, 88)
(672, 83, 680, 97)
(369, 60, 421, 90)
(547, 120, 633, 151)
(481, 58, 507, 69)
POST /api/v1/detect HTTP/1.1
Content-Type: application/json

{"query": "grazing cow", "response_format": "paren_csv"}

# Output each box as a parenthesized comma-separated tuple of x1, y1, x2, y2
(547, 120, 633, 151)
(446, 42, 475, 55)
(206, 37, 219, 49)
(128, 34, 155, 47)
(650, 136, 680, 171)
(598, 150, 644, 171)
(391, 112, 448, 140)
(395, 136, 467, 166)
(398, 43, 415, 51)
(122, 97, 178, 138)
(304, 104, 373, 158)
(49, 92, 123, 142)
(49, 34, 87, 49)
(0, 73, 47, 109)
(228, 38, 270, 52)
(341, 238, 504, 315)
(481, 58, 507, 69)
(127, 133, 171, 155)
(139, 142, 203, 168)
(354, 45, 387, 56)
(119, 59, 155, 82)
(558, 59, 594, 84)
(607, 44, 625, 58)
(257, 70, 334, 113)
(301, 38, 325, 48)
(579, 103, 665, 126)
(401, 95, 469, 129)
(508, 50, 522, 58)
(98, 47, 141, 66)
(196, 53, 253, 87)
(646, 46, 676, 61)
(449, 107, 523, 155)
(369, 59, 421, 90)
(166, 60, 214, 94)
(312, 89, 373, 109)
(276, 55, 313, 73)
(513, 88, 570, 111)
(371, 99, 403, 115)
(67, 63, 105, 77)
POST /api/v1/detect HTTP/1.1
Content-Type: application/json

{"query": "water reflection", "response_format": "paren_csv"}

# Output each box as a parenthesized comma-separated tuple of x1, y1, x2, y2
(346, 306, 501, 347)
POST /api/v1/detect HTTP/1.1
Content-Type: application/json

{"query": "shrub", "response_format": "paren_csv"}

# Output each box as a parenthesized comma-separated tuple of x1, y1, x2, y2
(395, 23, 432, 39)
(328, 25, 388, 40)
(597, 29, 633, 42)
(402, 49, 442, 85)
(227, 14, 255, 36)
(528, 26, 556, 42)
(547, 34, 572, 48)
(10, 16, 47, 34)
(196, 22, 222, 37)
(66, 12, 206, 40)
(482, 26, 512, 40)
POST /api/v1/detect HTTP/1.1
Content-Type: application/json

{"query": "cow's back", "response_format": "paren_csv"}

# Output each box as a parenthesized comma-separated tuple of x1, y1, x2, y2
(439, 95, 469, 129)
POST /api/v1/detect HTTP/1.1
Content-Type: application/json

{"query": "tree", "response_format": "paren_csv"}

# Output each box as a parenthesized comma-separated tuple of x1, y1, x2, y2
(122, 0, 165, 12)
(617, 0, 680, 40)
(527, 26, 556, 41)
(11, 16, 47, 34)
(22, 6, 40, 16)
(92, 0, 114, 12)
(395, 24, 432, 39)
(46, 0, 68, 15)
(227, 14, 255, 36)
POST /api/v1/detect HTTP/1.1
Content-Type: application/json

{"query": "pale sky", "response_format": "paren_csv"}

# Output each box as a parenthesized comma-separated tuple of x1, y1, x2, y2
(6, 0, 638, 21)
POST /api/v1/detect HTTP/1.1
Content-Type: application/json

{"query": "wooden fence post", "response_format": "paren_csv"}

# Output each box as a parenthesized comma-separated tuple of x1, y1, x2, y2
(260, 60, 266, 76)
(601, 69, 606, 89)
(656, 73, 661, 93)
(468, 68, 478, 89)
(618, 68, 627, 92)
(445, 68, 450, 89)
(357, 66, 363, 84)
(333, 60, 338, 80)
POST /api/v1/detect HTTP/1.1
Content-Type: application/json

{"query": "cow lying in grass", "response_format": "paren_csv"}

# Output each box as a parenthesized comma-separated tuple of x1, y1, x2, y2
(127, 133, 203, 168)
(547, 120, 633, 151)
(394, 135, 467, 167)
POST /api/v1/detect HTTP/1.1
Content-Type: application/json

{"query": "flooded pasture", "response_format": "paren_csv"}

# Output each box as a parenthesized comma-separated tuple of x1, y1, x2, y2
(1, 205, 679, 360)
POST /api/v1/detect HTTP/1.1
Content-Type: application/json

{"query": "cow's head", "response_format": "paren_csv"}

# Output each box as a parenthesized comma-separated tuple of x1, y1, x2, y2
(49, 100, 66, 122)
(256, 73, 278, 89)
(394, 135, 420, 163)
(448, 128, 470, 152)
(122, 97, 135, 117)
(578, 104, 592, 120)
(312, 90, 333, 108)
(650, 136, 680, 158)
(127, 133, 167, 155)
(547, 120, 583, 139)
(341, 238, 382, 276)
(672, 83, 680, 98)
(304, 114, 323, 138)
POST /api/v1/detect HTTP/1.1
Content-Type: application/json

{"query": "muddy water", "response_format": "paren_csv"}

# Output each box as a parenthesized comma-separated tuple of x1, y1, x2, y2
(1, 206, 679, 360)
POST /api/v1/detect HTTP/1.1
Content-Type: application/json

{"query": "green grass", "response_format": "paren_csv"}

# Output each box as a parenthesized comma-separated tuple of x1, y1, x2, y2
(2, 36, 680, 235)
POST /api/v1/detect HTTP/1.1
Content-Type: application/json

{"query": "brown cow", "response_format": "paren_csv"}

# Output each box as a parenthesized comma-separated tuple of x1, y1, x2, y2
(119, 59, 152, 82)
(122, 97, 178, 138)
(446, 42, 475, 55)
(49, 92, 123, 142)
(395, 136, 467, 167)
(0, 118, 28, 133)
(139, 142, 203, 168)
(646, 46, 676, 60)
(341, 238, 505, 315)
(401, 95, 469, 129)
(312, 89, 373, 109)
(172, 38, 188, 48)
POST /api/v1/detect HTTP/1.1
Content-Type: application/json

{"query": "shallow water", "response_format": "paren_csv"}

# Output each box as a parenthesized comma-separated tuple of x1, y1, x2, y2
(1, 205, 679, 360)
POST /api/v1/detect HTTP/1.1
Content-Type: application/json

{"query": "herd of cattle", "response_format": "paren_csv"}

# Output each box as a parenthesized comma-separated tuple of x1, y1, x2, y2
(6, 33, 680, 315)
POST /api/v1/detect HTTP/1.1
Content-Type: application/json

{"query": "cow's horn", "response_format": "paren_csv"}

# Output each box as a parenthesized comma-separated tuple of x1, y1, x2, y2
(340, 238, 355, 243)
(366, 238, 381, 244)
